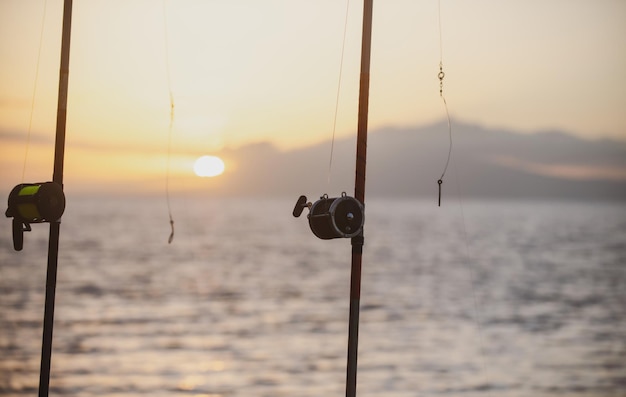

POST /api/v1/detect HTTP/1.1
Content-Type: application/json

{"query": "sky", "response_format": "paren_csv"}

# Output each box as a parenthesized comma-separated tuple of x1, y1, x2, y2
(0, 0, 625, 195)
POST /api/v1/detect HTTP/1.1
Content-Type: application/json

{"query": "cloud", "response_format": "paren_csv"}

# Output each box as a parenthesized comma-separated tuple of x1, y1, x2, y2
(490, 155, 626, 181)
(0, 129, 52, 144)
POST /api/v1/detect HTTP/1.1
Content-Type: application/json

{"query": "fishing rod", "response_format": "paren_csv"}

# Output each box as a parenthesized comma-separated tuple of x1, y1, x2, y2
(39, 1, 72, 394)
(5, 1, 73, 396)
(293, 1, 373, 396)
(346, 1, 372, 395)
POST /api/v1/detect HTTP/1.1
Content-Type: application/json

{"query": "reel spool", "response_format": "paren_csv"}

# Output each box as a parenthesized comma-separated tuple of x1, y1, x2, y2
(293, 192, 364, 240)
(5, 182, 66, 251)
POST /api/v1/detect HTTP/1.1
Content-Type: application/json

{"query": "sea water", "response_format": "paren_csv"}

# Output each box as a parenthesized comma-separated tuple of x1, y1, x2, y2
(1, 197, 625, 397)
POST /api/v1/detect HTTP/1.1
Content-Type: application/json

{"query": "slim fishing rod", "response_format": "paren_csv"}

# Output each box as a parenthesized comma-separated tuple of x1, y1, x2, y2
(39, 1, 73, 395)
(293, 1, 373, 396)
(346, 1, 373, 395)
(5, 1, 73, 396)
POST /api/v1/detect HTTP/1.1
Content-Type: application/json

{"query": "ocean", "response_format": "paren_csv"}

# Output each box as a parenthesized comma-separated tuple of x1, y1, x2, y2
(1, 197, 625, 397)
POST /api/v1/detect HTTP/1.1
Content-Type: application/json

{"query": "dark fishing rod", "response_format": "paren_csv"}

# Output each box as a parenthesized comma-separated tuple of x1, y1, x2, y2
(292, 2, 373, 396)
(40, 1, 73, 395)
(346, 1, 373, 396)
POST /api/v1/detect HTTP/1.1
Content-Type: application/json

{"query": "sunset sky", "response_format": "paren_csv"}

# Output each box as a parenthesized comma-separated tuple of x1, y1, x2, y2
(1, 0, 625, 194)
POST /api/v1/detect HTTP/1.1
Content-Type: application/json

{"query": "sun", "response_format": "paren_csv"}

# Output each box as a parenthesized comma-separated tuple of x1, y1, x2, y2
(193, 155, 225, 177)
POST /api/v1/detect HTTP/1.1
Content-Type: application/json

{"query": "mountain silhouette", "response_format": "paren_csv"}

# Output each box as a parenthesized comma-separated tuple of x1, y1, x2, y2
(218, 121, 626, 201)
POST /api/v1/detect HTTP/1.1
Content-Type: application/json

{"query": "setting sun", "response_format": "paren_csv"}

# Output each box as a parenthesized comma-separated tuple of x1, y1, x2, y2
(193, 155, 225, 177)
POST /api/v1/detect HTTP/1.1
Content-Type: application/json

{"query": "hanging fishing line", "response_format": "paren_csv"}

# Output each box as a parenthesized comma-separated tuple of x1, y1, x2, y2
(452, 154, 493, 391)
(435, 1, 491, 389)
(163, 0, 175, 244)
(436, 0, 452, 207)
(327, 0, 351, 185)
(165, 100, 175, 244)
(21, 0, 49, 182)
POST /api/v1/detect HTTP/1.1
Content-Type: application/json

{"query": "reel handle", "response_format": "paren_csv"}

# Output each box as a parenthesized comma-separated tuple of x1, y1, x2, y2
(11, 219, 31, 251)
(292, 195, 310, 218)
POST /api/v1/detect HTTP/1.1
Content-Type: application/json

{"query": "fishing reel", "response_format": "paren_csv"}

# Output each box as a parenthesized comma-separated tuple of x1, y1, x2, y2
(293, 192, 364, 240)
(5, 182, 66, 251)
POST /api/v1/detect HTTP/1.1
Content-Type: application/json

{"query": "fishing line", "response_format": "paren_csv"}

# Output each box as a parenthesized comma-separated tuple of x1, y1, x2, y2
(436, 0, 452, 207)
(327, 0, 351, 185)
(437, 0, 492, 389)
(452, 155, 493, 392)
(165, 100, 175, 245)
(163, 0, 175, 244)
(21, 0, 49, 182)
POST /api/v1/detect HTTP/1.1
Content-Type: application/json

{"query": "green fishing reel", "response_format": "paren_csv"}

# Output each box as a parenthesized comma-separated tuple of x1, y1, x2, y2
(293, 192, 364, 240)
(5, 182, 66, 251)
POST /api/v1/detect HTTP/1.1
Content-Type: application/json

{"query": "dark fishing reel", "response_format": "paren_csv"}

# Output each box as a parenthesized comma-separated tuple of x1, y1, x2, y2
(5, 182, 66, 251)
(293, 192, 364, 240)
